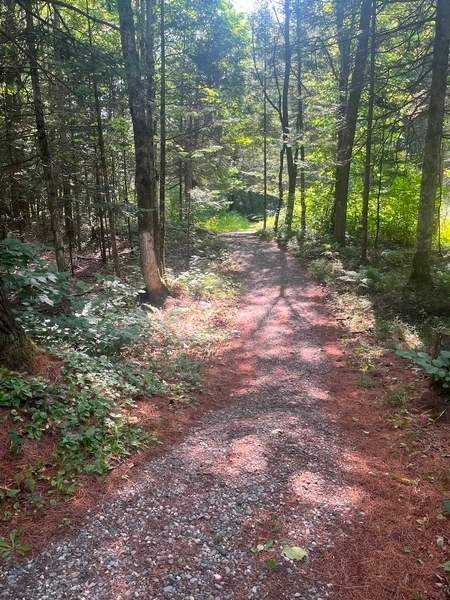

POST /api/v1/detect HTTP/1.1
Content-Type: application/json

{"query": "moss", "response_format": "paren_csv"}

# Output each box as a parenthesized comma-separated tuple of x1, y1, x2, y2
(0, 333, 35, 371)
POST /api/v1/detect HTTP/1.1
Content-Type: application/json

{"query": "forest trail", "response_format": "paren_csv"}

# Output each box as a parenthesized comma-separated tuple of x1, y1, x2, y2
(1, 232, 447, 599)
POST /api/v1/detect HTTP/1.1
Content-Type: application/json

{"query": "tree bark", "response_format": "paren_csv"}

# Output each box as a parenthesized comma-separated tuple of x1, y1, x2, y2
(282, 0, 297, 236)
(24, 0, 66, 274)
(333, 0, 372, 246)
(0, 276, 34, 369)
(117, 0, 167, 303)
(87, 6, 121, 277)
(295, 0, 306, 239)
(159, 0, 166, 271)
(409, 0, 450, 289)
(360, 0, 376, 263)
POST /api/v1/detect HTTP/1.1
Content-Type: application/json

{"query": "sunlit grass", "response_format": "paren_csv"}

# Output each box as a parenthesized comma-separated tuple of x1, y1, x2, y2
(200, 210, 258, 232)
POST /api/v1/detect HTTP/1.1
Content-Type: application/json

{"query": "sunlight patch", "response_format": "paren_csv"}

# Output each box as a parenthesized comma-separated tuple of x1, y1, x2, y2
(290, 471, 364, 508)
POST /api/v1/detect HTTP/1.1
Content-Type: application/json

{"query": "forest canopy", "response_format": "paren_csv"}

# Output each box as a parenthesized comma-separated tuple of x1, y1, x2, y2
(0, 0, 449, 301)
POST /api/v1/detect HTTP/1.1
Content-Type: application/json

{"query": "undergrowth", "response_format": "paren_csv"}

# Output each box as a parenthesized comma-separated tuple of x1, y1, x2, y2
(0, 232, 238, 548)
(289, 235, 450, 405)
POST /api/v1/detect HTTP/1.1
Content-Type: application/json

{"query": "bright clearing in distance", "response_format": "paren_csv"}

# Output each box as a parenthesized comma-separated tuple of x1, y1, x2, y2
(232, 0, 256, 13)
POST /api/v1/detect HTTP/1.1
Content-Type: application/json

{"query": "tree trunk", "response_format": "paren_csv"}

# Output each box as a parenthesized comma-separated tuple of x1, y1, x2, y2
(409, 0, 450, 289)
(360, 0, 376, 263)
(88, 10, 121, 278)
(0, 276, 34, 369)
(117, 0, 167, 303)
(159, 0, 166, 271)
(295, 0, 306, 239)
(333, 0, 372, 246)
(24, 0, 66, 274)
(282, 0, 297, 236)
(274, 146, 285, 234)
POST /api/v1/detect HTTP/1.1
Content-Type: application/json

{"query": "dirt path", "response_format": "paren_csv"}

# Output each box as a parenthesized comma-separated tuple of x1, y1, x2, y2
(1, 232, 449, 599)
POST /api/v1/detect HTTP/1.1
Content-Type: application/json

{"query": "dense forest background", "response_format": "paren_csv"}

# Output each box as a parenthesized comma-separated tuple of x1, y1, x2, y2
(1, 0, 449, 291)
(0, 0, 450, 369)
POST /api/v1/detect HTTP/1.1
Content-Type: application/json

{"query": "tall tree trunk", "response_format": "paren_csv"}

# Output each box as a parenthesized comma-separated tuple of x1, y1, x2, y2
(184, 157, 193, 269)
(0, 276, 34, 369)
(87, 5, 121, 277)
(274, 146, 285, 233)
(282, 0, 297, 236)
(333, 0, 372, 246)
(24, 0, 66, 274)
(159, 0, 166, 271)
(117, 0, 167, 303)
(360, 0, 376, 264)
(295, 0, 306, 239)
(409, 0, 450, 288)
(263, 79, 268, 230)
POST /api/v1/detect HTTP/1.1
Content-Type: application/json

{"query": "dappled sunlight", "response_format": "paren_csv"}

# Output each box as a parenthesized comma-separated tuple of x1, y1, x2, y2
(290, 471, 364, 509)
(180, 432, 268, 481)
(214, 434, 268, 476)
(302, 385, 330, 401)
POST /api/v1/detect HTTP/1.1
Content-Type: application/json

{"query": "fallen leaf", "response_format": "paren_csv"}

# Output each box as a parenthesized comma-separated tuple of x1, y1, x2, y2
(281, 545, 307, 561)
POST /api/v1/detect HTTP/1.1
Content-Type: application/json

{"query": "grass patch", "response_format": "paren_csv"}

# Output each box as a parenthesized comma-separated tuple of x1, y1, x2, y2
(382, 384, 416, 406)
(200, 210, 258, 232)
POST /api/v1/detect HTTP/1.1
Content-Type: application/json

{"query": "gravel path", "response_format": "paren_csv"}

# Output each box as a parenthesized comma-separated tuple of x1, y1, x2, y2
(1, 232, 359, 600)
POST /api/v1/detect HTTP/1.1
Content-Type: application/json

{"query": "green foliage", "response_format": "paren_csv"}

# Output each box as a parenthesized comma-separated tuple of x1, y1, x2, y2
(201, 210, 256, 232)
(250, 539, 275, 554)
(0, 529, 30, 560)
(0, 232, 239, 527)
(337, 267, 384, 293)
(172, 263, 238, 300)
(309, 256, 339, 284)
(226, 191, 278, 218)
(0, 239, 69, 307)
(0, 360, 156, 501)
(0, 369, 47, 408)
(382, 384, 414, 406)
(396, 349, 450, 390)
(380, 174, 420, 246)
(18, 276, 149, 356)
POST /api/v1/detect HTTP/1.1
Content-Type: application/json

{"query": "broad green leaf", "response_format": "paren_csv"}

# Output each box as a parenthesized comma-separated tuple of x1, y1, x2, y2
(5, 490, 20, 498)
(281, 545, 307, 561)
(441, 561, 450, 572)
(444, 499, 450, 513)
